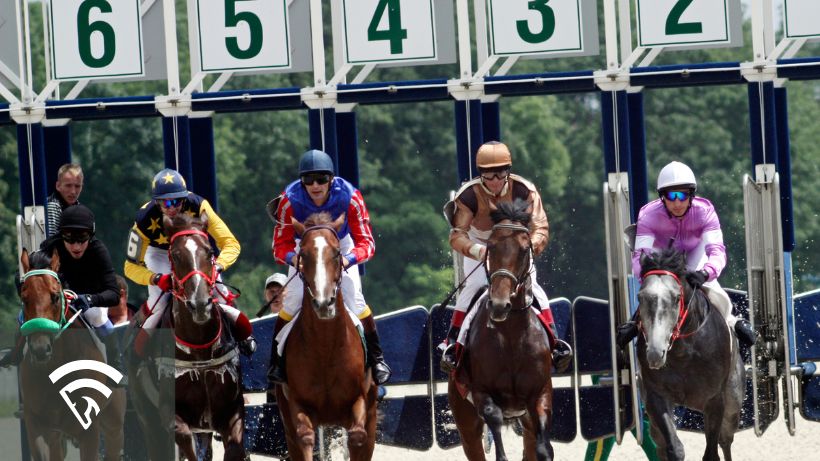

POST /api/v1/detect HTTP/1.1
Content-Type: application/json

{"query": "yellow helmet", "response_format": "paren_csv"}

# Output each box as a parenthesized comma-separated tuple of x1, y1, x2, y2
(476, 141, 512, 169)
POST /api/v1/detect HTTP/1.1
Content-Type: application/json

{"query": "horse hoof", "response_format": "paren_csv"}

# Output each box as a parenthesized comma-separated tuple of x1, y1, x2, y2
(348, 428, 367, 447)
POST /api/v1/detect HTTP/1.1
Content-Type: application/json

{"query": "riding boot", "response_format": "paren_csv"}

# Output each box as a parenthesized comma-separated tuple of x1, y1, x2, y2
(238, 336, 257, 357)
(734, 318, 759, 346)
(0, 331, 23, 368)
(616, 310, 640, 349)
(101, 333, 128, 387)
(364, 330, 392, 385)
(438, 324, 461, 373)
(534, 307, 573, 373)
(266, 340, 287, 385)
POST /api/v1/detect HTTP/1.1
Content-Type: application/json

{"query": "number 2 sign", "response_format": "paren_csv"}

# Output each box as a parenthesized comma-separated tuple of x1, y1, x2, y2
(49, 0, 144, 80)
(339, 0, 437, 64)
(636, 0, 740, 48)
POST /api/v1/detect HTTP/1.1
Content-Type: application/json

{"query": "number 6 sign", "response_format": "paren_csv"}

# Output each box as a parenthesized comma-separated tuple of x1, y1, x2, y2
(49, 0, 144, 80)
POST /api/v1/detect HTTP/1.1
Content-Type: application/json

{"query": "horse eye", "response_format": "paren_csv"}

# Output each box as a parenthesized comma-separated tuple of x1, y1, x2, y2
(51, 293, 60, 304)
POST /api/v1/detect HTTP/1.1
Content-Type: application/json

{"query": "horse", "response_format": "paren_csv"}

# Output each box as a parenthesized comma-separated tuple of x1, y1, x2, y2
(274, 212, 378, 461)
(635, 248, 744, 461)
(447, 199, 554, 461)
(18, 248, 126, 461)
(128, 213, 246, 460)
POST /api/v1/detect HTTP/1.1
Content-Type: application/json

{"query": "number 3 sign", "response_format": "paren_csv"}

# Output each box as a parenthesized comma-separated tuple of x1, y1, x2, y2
(49, 0, 144, 80)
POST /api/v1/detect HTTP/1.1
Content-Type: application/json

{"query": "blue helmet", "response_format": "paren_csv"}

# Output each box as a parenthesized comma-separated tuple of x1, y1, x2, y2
(151, 168, 189, 200)
(298, 150, 335, 176)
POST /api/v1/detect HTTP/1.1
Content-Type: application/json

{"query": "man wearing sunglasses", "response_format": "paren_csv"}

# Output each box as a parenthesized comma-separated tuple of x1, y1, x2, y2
(440, 141, 573, 373)
(617, 161, 758, 348)
(268, 149, 391, 385)
(124, 168, 256, 357)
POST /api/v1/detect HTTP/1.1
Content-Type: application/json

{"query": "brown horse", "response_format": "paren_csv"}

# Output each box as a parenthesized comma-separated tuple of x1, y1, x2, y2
(448, 199, 554, 461)
(18, 249, 126, 461)
(275, 212, 378, 461)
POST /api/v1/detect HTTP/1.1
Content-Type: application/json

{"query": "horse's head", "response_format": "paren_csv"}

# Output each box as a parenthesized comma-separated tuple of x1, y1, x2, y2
(485, 199, 533, 322)
(19, 248, 65, 363)
(293, 212, 345, 319)
(164, 212, 216, 324)
(637, 248, 690, 369)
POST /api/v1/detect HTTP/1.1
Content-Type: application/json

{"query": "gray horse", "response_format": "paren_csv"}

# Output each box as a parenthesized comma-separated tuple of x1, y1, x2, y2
(636, 249, 744, 461)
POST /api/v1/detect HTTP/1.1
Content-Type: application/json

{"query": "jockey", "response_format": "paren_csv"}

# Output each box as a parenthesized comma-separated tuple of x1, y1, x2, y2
(124, 168, 256, 356)
(440, 141, 573, 373)
(1, 205, 128, 386)
(616, 161, 758, 348)
(267, 149, 392, 385)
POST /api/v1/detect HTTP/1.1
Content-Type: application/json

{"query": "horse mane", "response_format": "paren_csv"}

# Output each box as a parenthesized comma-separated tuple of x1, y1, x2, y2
(304, 212, 333, 227)
(640, 248, 687, 278)
(27, 250, 52, 270)
(490, 199, 531, 226)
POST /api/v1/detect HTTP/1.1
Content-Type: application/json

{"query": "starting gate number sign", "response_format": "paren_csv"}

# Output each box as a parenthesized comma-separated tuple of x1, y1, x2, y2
(488, 0, 585, 56)
(194, 0, 292, 72)
(340, 0, 437, 64)
(784, 0, 820, 39)
(49, 0, 144, 80)
(636, 0, 734, 48)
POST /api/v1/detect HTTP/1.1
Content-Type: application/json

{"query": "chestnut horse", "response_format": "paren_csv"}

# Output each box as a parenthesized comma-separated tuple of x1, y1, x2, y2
(18, 249, 126, 460)
(275, 212, 378, 461)
(448, 199, 554, 461)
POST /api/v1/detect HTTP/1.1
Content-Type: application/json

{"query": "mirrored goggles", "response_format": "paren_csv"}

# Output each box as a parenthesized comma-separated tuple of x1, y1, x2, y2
(301, 174, 332, 186)
(157, 198, 183, 208)
(664, 190, 691, 202)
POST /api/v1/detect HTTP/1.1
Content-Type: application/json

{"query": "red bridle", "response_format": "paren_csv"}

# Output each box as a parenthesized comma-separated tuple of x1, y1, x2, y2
(641, 269, 696, 345)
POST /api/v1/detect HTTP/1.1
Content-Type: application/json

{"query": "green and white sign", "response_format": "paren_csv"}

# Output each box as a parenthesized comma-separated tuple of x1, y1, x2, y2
(339, 0, 437, 64)
(194, 0, 292, 72)
(784, 0, 820, 39)
(636, 0, 737, 48)
(49, 0, 144, 80)
(488, 0, 591, 56)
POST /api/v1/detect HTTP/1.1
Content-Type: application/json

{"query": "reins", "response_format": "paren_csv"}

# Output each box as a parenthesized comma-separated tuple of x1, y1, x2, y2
(641, 269, 704, 348)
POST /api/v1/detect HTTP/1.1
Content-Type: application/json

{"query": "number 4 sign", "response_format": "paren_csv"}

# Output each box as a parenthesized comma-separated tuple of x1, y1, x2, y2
(338, 0, 437, 64)
(49, 0, 144, 80)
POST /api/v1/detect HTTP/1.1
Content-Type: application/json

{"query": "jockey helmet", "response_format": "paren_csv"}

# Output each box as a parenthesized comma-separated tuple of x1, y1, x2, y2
(657, 161, 697, 192)
(59, 204, 95, 233)
(298, 150, 335, 176)
(151, 168, 189, 200)
(476, 141, 512, 169)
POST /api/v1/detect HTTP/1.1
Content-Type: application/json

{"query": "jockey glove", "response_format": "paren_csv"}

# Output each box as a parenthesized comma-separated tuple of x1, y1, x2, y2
(685, 270, 708, 289)
(153, 273, 172, 292)
(71, 294, 93, 312)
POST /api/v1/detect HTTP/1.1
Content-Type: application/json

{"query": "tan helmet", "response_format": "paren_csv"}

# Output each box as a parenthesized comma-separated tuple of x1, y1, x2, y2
(476, 141, 512, 169)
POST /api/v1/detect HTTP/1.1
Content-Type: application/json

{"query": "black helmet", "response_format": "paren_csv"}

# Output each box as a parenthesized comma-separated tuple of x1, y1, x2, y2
(298, 150, 335, 176)
(59, 204, 95, 233)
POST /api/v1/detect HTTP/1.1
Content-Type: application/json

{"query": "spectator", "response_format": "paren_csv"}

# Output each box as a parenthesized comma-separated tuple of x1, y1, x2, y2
(111, 275, 136, 326)
(257, 273, 288, 318)
(46, 163, 84, 237)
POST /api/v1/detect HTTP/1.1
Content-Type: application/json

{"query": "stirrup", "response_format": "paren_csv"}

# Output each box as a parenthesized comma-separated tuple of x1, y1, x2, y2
(440, 343, 457, 373)
(373, 361, 392, 385)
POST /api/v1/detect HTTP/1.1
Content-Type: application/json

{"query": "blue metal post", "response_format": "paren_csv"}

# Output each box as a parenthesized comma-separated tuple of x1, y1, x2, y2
(308, 108, 339, 173)
(600, 91, 633, 203)
(189, 116, 218, 209)
(17, 123, 48, 208)
(481, 101, 501, 143)
(454, 100, 484, 184)
(43, 125, 72, 194)
(747, 82, 779, 170)
(336, 111, 360, 187)
(162, 116, 193, 186)
(774, 87, 794, 252)
(627, 92, 648, 220)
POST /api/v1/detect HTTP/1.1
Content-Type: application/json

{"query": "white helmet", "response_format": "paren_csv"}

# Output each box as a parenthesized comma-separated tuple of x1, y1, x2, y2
(657, 161, 697, 191)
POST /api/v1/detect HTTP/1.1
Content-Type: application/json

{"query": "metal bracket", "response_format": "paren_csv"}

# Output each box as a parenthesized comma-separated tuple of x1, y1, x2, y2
(300, 85, 337, 110)
(155, 94, 192, 117)
(594, 69, 630, 92)
(10, 101, 46, 124)
(447, 78, 484, 101)
(741, 61, 777, 83)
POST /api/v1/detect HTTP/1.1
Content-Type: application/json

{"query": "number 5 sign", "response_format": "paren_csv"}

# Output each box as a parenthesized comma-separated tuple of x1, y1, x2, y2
(49, 0, 144, 80)
(636, 0, 741, 48)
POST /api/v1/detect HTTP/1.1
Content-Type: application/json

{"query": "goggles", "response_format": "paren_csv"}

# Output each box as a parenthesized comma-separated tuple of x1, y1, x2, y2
(62, 232, 92, 244)
(663, 190, 691, 202)
(158, 198, 183, 208)
(301, 174, 332, 186)
(479, 167, 510, 181)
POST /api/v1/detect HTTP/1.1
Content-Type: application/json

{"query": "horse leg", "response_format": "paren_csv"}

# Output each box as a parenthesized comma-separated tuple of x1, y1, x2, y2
(644, 392, 684, 461)
(282, 394, 316, 461)
(175, 415, 198, 460)
(100, 389, 127, 461)
(473, 391, 507, 461)
(77, 429, 101, 461)
(523, 395, 553, 461)
(448, 381, 487, 461)
(701, 396, 726, 461)
(347, 393, 369, 448)
(348, 385, 378, 461)
(719, 357, 744, 461)
(221, 410, 247, 461)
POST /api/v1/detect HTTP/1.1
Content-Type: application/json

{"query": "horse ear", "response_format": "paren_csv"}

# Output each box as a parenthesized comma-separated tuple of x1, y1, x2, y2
(332, 213, 345, 233)
(162, 215, 174, 233)
(21, 248, 30, 273)
(199, 210, 209, 229)
(50, 248, 60, 272)
(292, 217, 305, 236)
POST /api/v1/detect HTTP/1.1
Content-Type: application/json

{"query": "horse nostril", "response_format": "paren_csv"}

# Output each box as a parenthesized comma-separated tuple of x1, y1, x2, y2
(186, 300, 196, 311)
(312, 299, 321, 309)
(505, 302, 512, 311)
(329, 296, 336, 306)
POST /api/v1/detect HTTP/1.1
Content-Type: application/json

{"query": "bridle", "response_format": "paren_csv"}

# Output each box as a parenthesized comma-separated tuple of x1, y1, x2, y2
(19, 269, 71, 337)
(641, 269, 699, 348)
(297, 224, 344, 300)
(485, 222, 533, 309)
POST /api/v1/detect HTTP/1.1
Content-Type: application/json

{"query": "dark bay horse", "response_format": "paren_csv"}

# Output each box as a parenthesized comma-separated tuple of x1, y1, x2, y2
(129, 213, 245, 460)
(275, 212, 378, 461)
(18, 249, 126, 460)
(448, 199, 554, 461)
(636, 249, 744, 461)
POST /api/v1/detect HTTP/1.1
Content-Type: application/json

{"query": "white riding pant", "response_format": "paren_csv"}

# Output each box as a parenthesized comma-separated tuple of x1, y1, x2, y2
(702, 279, 737, 327)
(83, 307, 109, 328)
(281, 234, 368, 319)
(454, 255, 550, 314)
(141, 246, 239, 329)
